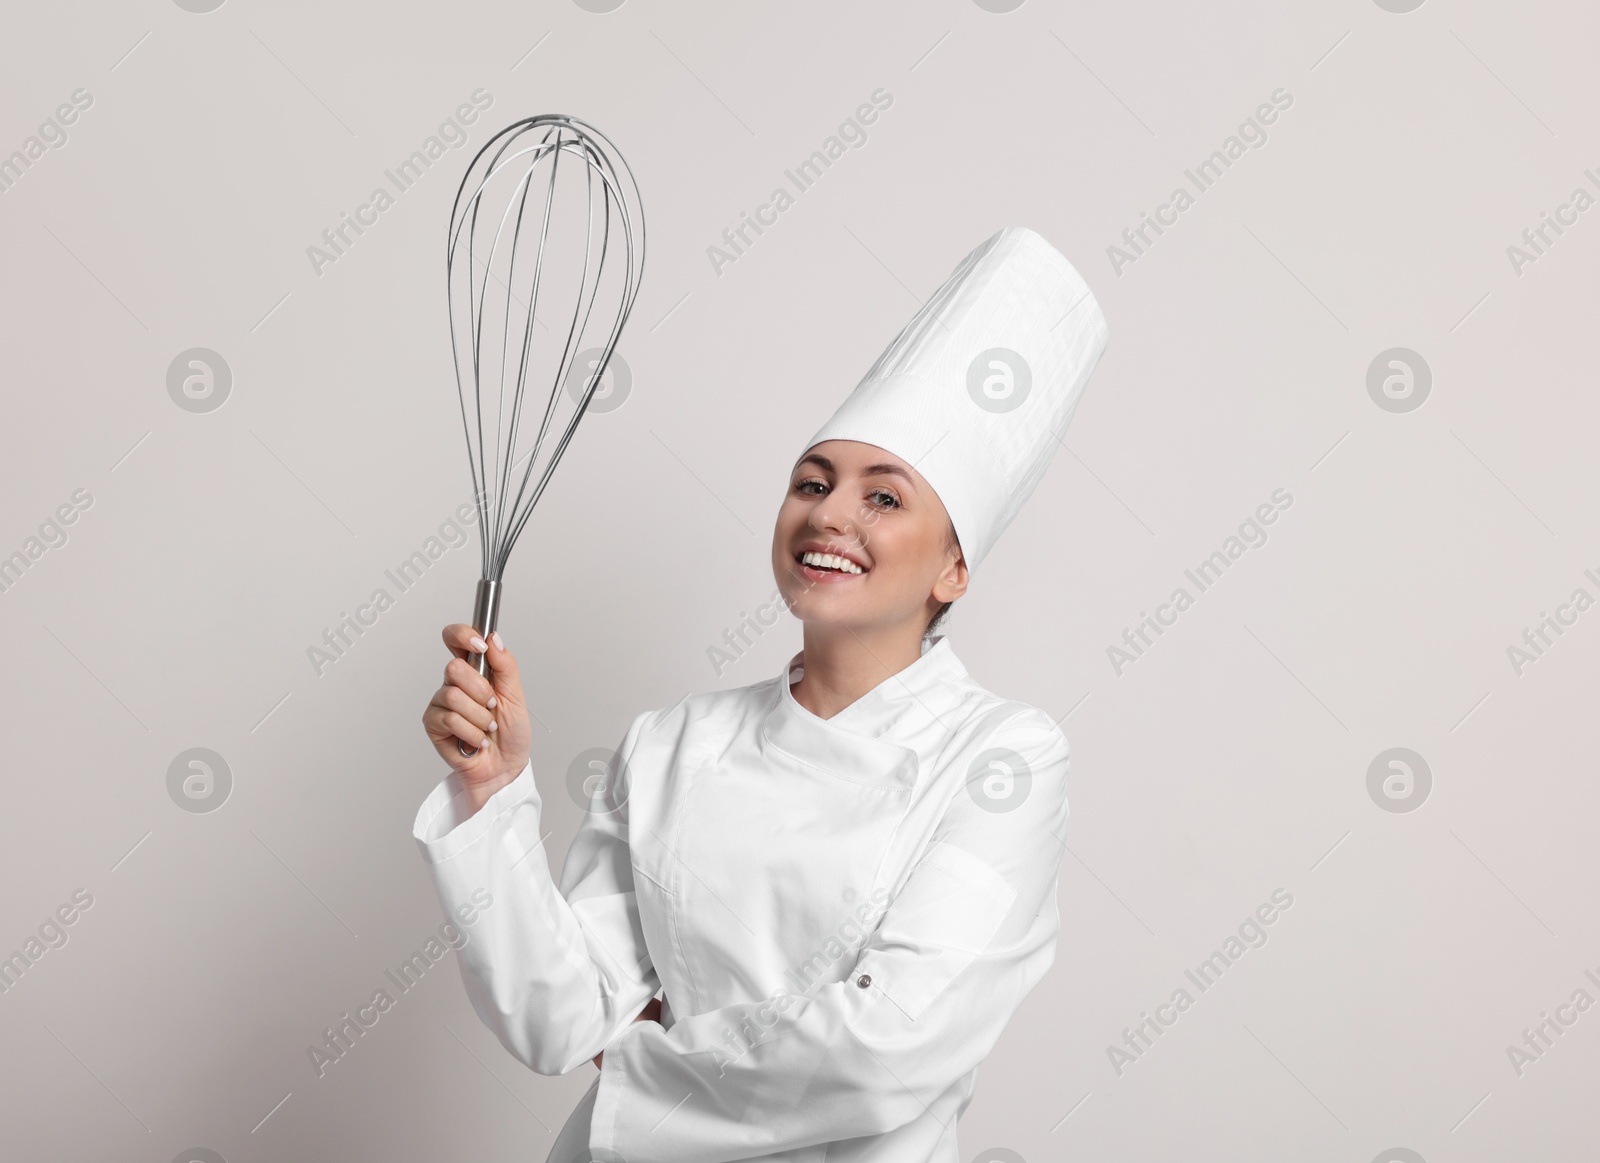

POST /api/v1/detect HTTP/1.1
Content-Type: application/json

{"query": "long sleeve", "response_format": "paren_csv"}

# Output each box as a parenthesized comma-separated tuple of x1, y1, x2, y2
(587, 709, 1070, 1163)
(412, 710, 661, 1077)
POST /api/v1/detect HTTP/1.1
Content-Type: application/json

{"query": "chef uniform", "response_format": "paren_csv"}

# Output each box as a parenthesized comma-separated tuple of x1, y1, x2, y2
(413, 225, 1109, 1163)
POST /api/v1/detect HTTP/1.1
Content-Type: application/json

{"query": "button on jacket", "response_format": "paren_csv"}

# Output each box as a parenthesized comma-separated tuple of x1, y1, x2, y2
(412, 634, 1071, 1163)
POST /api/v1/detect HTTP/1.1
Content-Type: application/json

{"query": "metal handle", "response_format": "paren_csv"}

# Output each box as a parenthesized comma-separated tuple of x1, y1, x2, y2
(457, 578, 503, 758)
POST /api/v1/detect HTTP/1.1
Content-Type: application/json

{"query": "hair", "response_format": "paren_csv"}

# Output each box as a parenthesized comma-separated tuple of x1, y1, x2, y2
(923, 519, 962, 641)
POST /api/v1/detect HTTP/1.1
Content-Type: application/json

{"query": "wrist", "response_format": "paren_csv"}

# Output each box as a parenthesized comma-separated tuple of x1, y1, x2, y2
(461, 768, 519, 817)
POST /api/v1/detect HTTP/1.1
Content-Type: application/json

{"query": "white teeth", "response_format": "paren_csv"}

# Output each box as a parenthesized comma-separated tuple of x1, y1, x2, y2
(801, 551, 863, 574)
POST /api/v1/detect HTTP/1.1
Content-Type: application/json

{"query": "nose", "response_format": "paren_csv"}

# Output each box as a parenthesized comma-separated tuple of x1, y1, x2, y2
(808, 484, 864, 549)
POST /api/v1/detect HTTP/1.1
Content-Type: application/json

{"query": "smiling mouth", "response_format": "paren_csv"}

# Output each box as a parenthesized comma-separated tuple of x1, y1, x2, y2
(796, 550, 867, 577)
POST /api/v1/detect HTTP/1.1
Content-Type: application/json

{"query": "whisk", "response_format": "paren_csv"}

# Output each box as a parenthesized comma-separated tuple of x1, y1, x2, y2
(446, 114, 645, 756)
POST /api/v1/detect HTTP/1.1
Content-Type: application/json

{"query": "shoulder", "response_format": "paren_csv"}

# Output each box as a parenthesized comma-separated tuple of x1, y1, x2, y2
(935, 688, 1071, 825)
(947, 679, 1070, 766)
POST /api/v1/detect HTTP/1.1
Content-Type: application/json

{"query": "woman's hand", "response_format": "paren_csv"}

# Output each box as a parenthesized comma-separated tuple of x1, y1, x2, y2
(593, 996, 663, 1070)
(422, 626, 533, 811)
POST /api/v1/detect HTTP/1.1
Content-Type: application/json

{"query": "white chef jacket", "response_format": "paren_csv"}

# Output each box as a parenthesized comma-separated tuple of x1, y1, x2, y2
(412, 634, 1071, 1163)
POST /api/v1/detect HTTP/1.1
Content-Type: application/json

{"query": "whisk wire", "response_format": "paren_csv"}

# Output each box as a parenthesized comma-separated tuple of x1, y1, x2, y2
(496, 133, 584, 574)
(446, 115, 643, 586)
(488, 143, 556, 571)
(500, 148, 628, 566)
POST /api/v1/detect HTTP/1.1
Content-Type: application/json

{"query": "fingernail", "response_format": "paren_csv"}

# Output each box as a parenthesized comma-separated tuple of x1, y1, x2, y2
(470, 636, 488, 653)
(487, 695, 498, 709)
(489, 720, 498, 732)
(490, 631, 504, 650)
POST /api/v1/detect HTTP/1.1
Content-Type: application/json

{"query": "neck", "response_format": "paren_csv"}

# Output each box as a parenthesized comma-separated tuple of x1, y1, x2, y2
(791, 623, 930, 720)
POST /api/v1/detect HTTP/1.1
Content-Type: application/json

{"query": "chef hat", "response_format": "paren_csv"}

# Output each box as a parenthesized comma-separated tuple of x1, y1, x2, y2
(802, 226, 1109, 573)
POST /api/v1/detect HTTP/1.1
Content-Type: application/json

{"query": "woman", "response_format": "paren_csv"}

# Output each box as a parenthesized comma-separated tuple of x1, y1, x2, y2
(413, 225, 1109, 1163)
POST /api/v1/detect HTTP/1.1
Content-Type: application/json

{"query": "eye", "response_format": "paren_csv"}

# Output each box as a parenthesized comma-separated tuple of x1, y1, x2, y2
(795, 478, 827, 496)
(868, 489, 901, 510)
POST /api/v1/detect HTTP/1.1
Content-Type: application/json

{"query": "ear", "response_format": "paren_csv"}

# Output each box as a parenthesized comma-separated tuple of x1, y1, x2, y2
(932, 547, 969, 603)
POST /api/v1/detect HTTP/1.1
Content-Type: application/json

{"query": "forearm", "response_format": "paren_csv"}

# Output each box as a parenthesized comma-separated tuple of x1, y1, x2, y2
(413, 764, 659, 1075)
(589, 954, 1046, 1162)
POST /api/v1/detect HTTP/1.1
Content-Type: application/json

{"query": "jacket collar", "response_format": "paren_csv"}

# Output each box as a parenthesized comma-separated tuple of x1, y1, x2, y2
(759, 635, 970, 788)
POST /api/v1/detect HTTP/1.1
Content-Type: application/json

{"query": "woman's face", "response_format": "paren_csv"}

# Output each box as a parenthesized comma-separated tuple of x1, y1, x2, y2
(771, 439, 967, 636)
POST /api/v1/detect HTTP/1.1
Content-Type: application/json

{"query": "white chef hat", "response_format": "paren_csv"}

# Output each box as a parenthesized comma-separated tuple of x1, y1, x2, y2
(802, 226, 1109, 573)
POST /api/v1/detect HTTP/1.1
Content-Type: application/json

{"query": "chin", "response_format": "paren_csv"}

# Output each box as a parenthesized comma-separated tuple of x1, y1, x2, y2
(786, 595, 885, 628)
(780, 590, 835, 618)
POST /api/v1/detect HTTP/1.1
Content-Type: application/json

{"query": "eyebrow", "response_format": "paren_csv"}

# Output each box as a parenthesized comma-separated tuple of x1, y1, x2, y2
(795, 453, 918, 489)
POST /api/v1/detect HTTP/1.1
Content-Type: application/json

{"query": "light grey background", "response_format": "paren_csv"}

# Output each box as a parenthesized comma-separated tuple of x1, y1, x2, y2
(1, 1, 1596, 1160)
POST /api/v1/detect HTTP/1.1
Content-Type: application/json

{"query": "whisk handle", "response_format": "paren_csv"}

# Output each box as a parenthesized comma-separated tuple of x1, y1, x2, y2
(457, 578, 503, 758)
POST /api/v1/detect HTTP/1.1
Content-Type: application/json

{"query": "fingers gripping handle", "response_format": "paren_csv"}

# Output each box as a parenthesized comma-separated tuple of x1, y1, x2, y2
(457, 578, 503, 758)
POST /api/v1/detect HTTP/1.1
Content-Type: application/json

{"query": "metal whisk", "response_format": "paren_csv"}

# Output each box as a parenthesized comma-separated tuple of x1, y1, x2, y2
(446, 114, 645, 756)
